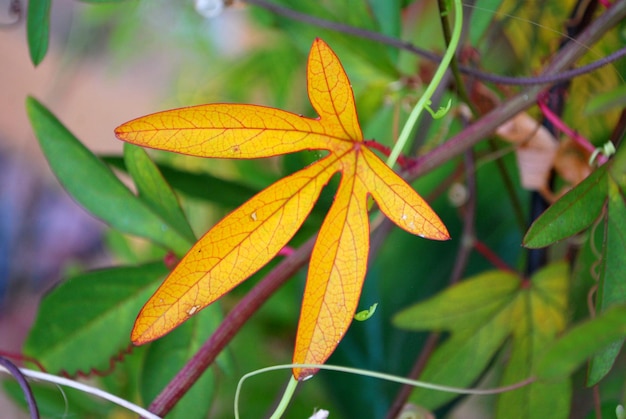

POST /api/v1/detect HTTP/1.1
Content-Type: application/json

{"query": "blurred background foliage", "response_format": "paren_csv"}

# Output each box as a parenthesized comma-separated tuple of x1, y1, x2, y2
(2, 0, 625, 418)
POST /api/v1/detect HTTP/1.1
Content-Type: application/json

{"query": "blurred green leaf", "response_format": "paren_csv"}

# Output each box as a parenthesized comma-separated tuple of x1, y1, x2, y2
(587, 175, 626, 385)
(536, 305, 626, 382)
(523, 166, 607, 248)
(24, 262, 168, 374)
(103, 155, 260, 208)
(27, 97, 192, 255)
(367, 0, 401, 61)
(496, 263, 571, 419)
(124, 143, 196, 243)
(27, 0, 51, 65)
(141, 305, 221, 419)
(584, 84, 626, 116)
(469, 0, 505, 45)
(394, 270, 520, 332)
(395, 263, 570, 417)
(394, 270, 518, 409)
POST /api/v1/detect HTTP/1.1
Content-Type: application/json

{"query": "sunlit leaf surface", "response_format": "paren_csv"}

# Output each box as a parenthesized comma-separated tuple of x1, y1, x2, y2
(116, 38, 449, 380)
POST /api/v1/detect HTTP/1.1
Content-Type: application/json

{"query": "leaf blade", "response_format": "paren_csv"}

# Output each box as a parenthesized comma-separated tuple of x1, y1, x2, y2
(24, 262, 168, 374)
(27, 96, 192, 255)
(307, 38, 363, 142)
(587, 175, 626, 385)
(362, 147, 449, 240)
(27, 0, 51, 65)
(115, 104, 337, 158)
(132, 156, 339, 344)
(293, 155, 370, 379)
(124, 143, 196, 243)
(523, 166, 607, 248)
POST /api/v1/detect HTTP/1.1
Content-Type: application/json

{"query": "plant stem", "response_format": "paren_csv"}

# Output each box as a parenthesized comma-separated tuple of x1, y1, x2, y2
(437, 0, 473, 112)
(148, 1, 626, 414)
(404, 0, 626, 181)
(387, 0, 463, 168)
(242, 0, 626, 86)
(268, 377, 298, 419)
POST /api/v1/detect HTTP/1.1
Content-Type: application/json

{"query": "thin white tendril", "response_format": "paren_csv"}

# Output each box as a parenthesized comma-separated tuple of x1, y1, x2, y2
(0, 366, 162, 419)
(234, 363, 535, 418)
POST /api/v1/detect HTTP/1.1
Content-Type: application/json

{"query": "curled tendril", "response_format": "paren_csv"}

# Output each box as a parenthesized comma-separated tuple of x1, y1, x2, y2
(589, 141, 616, 165)
(425, 99, 453, 119)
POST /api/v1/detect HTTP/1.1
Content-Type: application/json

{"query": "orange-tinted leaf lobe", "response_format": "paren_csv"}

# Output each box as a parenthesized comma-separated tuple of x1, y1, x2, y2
(116, 38, 449, 380)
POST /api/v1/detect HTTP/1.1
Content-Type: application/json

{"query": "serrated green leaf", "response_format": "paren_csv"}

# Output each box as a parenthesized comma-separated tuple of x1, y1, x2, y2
(124, 143, 196, 243)
(587, 176, 626, 385)
(393, 270, 520, 332)
(524, 166, 607, 248)
(24, 262, 168, 374)
(27, 97, 192, 255)
(535, 305, 626, 382)
(140, 305, 221, 419)
(584, 84, 626, 115)
(26, 0, 51, 65)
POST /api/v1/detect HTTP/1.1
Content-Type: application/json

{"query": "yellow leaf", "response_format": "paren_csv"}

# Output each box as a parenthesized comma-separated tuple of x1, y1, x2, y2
(116, 38, 450, 380)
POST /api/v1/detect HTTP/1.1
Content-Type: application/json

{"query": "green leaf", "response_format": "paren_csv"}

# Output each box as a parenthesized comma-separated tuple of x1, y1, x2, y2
(27, 0, 51, 65)
(587, 176, 626, 385)
(496, 262, 570, 419)
(523, 166, 607, 248)
(394, 263, 570, 415)
(469, 0, 505, 45)
(410, 301, 516, 409)
(584, 84, 626, 115)
(140, 305, 221, 419)
(535, 305, 626, 382)
(367, 0, 401, 61)
(393, 270, 521, 332)
(124, 143, 196, 243)
(24, 262, 168, 374)
(394, 270, 519, 408)
(103, 155, 260, 208)
(27, 96, 192, 255)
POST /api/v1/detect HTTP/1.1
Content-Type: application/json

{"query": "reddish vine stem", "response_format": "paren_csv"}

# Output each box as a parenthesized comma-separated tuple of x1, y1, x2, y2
(537, 94, 608, 163)
(242, 0, 626, 86)
(148, 237, 316, 417)
(363, 140, 411, 169)
(473, 239, 516, 273)
(405, 0, 626, 182)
